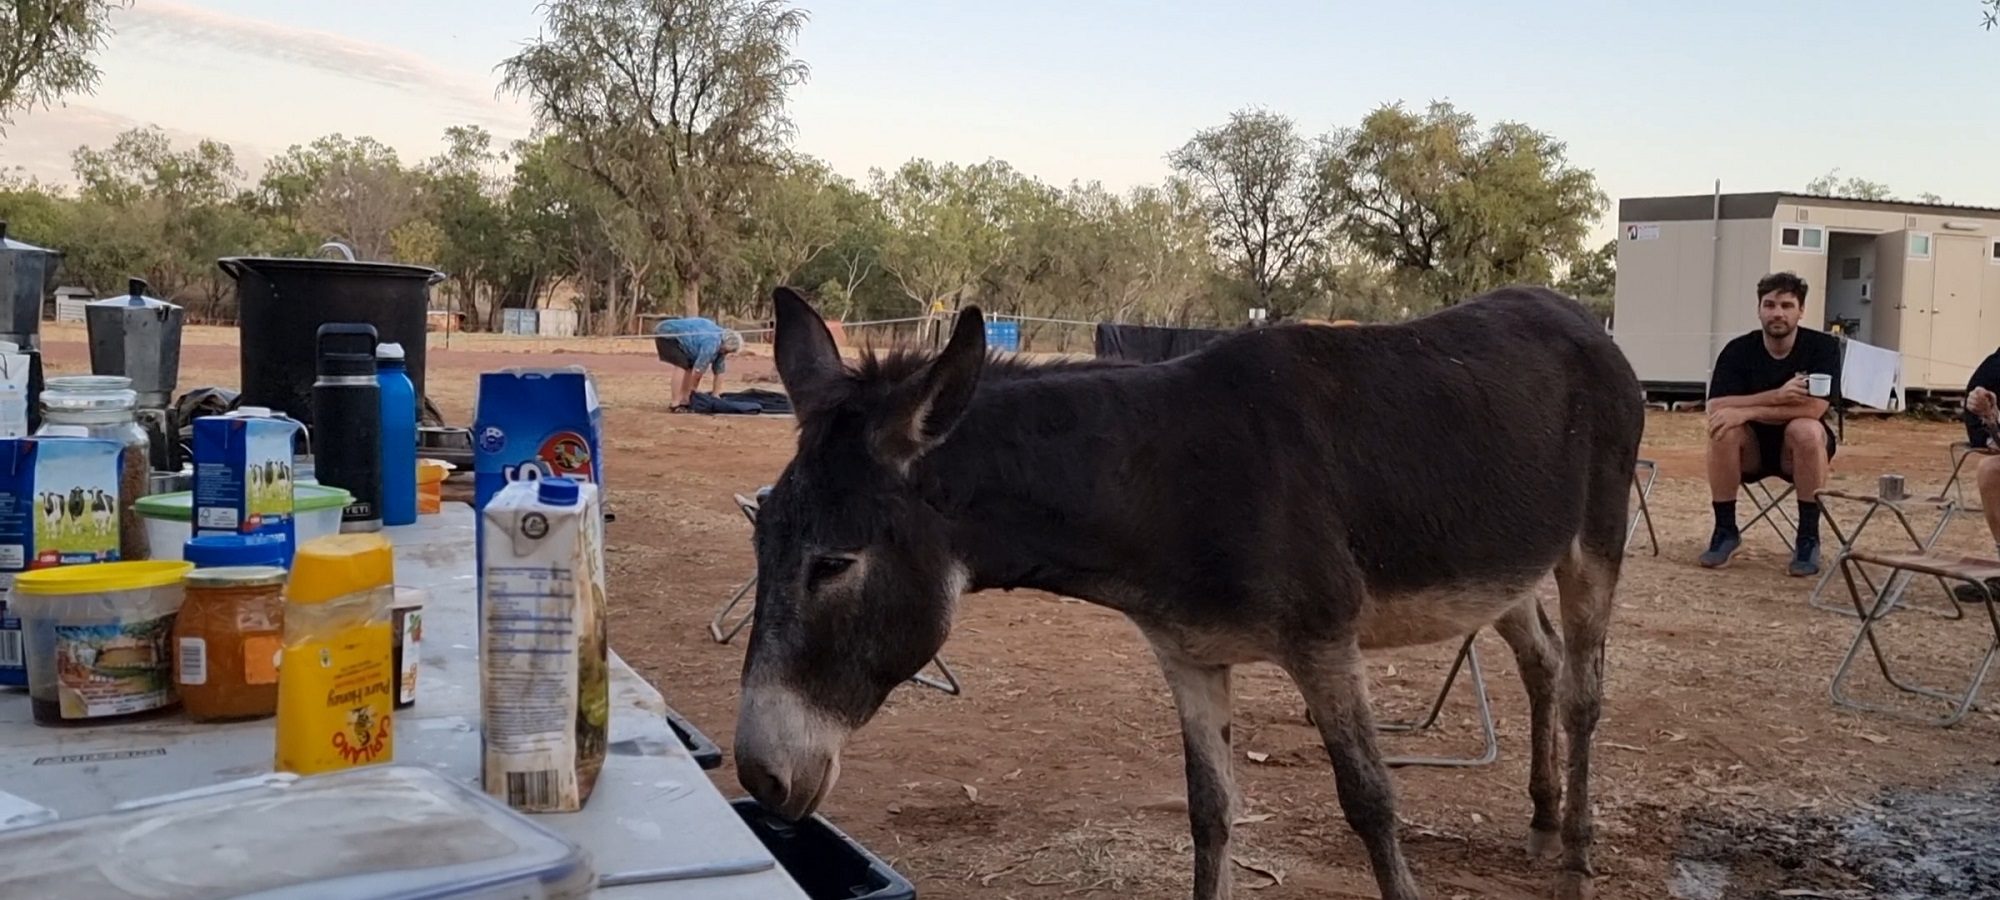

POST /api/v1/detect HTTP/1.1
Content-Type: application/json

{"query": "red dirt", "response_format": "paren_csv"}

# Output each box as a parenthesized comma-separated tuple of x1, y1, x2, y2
(52, 333, 2000, 899)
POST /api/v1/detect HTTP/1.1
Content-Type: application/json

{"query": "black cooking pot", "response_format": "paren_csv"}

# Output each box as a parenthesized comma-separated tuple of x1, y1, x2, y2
(219, 247, 445, 428)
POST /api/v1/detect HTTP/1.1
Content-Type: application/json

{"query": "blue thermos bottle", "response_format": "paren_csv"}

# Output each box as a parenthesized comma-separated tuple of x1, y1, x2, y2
(377, 342, 418, 526)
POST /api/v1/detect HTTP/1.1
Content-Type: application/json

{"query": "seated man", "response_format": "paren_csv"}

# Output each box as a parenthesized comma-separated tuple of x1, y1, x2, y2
(1955, 349, 2000, 600)
(653, 316, 743, 412)
(1700, 272, 1843, 576)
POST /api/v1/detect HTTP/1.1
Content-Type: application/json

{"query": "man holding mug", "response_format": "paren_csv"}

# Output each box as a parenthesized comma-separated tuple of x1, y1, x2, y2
(1700, 272, 1844, 576)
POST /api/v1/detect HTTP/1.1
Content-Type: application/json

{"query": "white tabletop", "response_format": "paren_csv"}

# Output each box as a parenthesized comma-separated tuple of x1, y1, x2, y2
(0, 503, 808, 899)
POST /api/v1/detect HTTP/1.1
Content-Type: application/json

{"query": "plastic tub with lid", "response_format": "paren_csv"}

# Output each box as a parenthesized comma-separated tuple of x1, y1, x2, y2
(14, 560, 194, 726)
(0, 764, 597, 899)
(134, 483, 352, 562)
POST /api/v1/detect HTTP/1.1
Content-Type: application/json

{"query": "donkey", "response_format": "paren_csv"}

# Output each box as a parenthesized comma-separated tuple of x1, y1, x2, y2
(734, 285, 1644, 900)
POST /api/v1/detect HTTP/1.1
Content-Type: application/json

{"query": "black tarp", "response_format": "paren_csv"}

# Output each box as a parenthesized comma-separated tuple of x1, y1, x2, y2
(1092, 323, 1232, 363)
(687, 388, 794, 415)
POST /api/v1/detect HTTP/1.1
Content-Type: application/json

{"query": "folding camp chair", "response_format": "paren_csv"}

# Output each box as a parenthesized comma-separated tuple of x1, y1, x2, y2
(1806, 488, 1958, 619)
(1740, 477, 1799, 551)
(1829, 550, 2000, 727)
(1931, 441, 1996, 520)
(1629, 459, 1660, 556)
(1378, 632, 1498, 769)
(709, 486, 963, 696)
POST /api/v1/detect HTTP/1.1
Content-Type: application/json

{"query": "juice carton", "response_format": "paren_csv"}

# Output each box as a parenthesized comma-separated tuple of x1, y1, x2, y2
(0, 436, 125, 687)
(478, 477, 608, 813)
(191, 410, 300, 556)
(472, 368, 604, 513)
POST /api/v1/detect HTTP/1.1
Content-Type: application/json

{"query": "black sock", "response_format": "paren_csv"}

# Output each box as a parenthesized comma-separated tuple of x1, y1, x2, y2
(1712, 500, 1737, 534)
(1798, 500, 1821, 543)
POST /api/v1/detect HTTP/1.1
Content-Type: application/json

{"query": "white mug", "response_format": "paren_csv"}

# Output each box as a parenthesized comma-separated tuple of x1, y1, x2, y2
(1807, 373, 1832, 397)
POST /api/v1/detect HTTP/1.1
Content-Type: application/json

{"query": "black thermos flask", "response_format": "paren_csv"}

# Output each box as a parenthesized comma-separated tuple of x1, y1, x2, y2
(312, 323, 383, 533)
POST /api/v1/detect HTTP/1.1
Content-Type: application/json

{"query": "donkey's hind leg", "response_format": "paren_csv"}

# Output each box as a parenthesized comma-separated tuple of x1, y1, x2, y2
(1551, 540, 1618, 900)
(1290, 637, 1421, 900)
(1142, 634, 1238, 900)
(1493, 595, 1565, 861)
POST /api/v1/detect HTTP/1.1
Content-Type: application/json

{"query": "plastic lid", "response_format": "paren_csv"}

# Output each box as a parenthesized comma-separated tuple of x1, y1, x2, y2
(40, 375, 137, 412)
(185, 565, 289, 588)
(285, 532, 394, 605)
(15, 561, 193, 596)
(376, 342, 405, 361)
(0, 765, 595, 899)
(538, 476, 580, 506)
(184, 534, 291, 569)
(136, 484, 353, 522)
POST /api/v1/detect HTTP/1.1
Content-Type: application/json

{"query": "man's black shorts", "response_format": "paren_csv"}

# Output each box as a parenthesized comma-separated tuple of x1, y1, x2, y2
(1743, 419, 1838, 483)
(656, 335, 695, 369)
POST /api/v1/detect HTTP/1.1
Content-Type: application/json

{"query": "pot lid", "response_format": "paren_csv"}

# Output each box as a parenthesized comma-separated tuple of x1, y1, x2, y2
(0, 221, 57, 254)
(217, 254, 444, 281)
(87, 276, 181, 310)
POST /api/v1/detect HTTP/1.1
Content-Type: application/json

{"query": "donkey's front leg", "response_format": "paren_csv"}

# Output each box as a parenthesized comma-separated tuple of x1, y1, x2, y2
(1143, 637, 1237, 900)
(1290, 639, 1422, 900)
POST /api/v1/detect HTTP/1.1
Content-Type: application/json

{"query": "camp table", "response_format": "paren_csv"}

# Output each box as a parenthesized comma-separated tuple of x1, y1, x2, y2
(0, 503, 809, 899)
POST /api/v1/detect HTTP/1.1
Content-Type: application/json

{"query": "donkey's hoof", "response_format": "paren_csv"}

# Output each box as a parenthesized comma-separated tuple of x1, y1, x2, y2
(1526, 828, 1562, 862)
(1554, 871, 1595, 900)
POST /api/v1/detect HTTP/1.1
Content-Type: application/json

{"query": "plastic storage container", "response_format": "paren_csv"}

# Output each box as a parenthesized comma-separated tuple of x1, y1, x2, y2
(0, 764, 597, 899)
(14, 560, 194, 726)
(730, 798, 917, 900)
(134, 483, 352, 562)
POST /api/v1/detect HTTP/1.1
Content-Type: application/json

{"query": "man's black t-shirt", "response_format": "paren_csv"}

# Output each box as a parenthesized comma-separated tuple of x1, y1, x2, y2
(1706, 328, 1844, 423)
(1962, 349, 2000, 447)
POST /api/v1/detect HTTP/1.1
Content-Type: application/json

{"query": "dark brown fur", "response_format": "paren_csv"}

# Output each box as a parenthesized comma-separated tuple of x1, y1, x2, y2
(735, 285, 1643, 900)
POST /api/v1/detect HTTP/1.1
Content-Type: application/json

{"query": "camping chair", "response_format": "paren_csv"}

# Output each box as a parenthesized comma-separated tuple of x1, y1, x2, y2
(1932, 440, 1996, 520)
(1828, 550, 2000, 727)
(1377, 632, 1498, 769)
(708, 486, 962, 696)
(1629, 459, 1660, 556)
(1740, 477, 1800, 551)
(1806, 488, 1959, 620)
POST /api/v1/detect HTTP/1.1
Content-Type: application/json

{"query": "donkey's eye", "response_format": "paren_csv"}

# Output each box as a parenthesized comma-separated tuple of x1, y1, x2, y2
(807, 555, 856, 586)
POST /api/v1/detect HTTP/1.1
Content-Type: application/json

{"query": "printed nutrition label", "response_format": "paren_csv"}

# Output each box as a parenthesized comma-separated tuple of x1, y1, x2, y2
(482, 565, 579, 751)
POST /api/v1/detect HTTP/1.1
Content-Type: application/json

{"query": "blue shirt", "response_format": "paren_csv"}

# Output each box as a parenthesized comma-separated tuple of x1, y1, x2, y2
(654, 317, 728, 374)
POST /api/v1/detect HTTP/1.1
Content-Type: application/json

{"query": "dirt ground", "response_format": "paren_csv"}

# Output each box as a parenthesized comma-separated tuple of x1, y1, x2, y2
(43, 327, 2000, 900)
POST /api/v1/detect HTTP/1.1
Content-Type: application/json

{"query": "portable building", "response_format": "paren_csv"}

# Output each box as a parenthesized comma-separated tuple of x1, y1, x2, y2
(1611, 191, 2000, 398)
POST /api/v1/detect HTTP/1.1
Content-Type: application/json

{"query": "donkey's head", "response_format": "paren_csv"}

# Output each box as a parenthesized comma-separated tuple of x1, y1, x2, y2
(735, 286, 987, 820)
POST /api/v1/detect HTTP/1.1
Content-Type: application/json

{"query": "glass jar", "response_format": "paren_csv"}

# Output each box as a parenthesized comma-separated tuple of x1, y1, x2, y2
(37, 376, 152, 561)
(174, 565, 287, 722)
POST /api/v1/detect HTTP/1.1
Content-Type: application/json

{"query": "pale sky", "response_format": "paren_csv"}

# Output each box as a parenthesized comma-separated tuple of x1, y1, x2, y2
(3, 0, 1997, 248)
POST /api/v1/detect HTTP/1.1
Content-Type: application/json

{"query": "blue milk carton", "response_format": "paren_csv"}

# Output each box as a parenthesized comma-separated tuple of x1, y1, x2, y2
(473, 368, 605, 512)
(472, 368, 605, 585)
(191, 409, 301, 558)
(0, 436, 125, 686)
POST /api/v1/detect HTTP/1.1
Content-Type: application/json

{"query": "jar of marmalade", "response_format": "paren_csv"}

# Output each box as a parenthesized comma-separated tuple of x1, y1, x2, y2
(173, 566, 287, 722)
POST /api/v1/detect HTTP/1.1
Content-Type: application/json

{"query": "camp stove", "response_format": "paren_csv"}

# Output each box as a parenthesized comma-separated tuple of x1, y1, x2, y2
(85, 278, 185, 471)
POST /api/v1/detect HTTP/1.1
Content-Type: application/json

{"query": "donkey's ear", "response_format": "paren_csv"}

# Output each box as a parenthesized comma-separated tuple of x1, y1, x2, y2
(874, 306, 986, 469)
(773, 286, 843, 413)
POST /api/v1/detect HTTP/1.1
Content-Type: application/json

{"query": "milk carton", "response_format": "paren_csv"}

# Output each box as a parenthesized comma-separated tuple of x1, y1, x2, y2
(478, 476, 608, 813)
(191, 409, 300, 551)
(472, 368, 603, 513)
(0, 436, 125, 687)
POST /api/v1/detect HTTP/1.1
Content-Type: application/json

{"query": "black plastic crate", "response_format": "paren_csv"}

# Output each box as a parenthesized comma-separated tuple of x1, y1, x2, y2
(664, 706, 723, 771)
(728, 797, 916, 900)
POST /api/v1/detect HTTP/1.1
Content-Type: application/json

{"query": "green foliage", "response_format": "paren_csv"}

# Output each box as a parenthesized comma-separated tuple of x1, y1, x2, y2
(0, 1, 127, 134)
(1168, 108, 1342, 316)
(1803, 168, 1895, 201)
(1329, 101, 1606, 307)
(500, 0, 810, 317)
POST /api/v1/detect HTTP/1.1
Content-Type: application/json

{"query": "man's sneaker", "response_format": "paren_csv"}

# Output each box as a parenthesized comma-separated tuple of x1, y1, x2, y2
(1698, 527, 1742, 568)
(1951, 578, 2000, 604)
(1788, 534, 1821, 577)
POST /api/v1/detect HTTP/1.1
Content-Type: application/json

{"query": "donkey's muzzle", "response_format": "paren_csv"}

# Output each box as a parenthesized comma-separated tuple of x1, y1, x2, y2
(734, 685, 849, 821)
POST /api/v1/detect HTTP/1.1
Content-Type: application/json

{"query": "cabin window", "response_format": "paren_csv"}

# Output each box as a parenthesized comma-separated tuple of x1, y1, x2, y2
(1780, 224, 1824, 253)
(1909, 233, 1932, 259)
(1991, 239, 2000, 263)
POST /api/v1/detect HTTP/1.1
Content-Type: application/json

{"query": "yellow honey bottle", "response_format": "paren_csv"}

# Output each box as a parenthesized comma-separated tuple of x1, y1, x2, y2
(274, 533, 397, 776)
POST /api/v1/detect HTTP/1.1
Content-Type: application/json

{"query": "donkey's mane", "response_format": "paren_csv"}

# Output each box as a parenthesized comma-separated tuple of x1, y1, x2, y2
(847, 346, 1137, 385)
